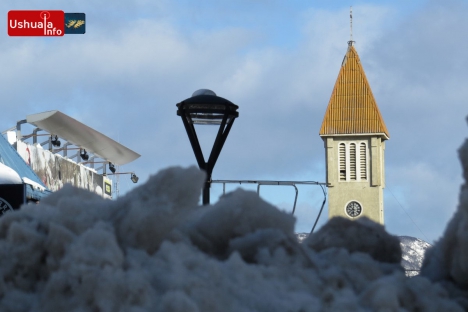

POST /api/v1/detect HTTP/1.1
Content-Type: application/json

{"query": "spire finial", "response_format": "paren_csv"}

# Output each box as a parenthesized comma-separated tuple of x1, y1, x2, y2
(348, 6, 355, 47)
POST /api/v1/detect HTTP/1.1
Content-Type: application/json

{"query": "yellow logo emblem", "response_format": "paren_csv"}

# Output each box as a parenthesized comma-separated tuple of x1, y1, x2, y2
(66, 20, 85, 29)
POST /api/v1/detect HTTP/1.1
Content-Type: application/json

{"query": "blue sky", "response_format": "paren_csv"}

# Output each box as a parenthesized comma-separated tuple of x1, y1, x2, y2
(1, 0, 467, 243)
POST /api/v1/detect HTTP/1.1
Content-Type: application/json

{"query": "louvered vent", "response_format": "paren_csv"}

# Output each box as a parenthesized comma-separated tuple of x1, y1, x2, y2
(360, 142, 367, 180)
(350, 143, 356, 180)
(339, 143, 346, 181)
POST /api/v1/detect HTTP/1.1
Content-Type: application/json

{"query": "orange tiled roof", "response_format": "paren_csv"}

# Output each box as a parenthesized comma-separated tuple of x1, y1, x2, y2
(319, 43, 389, 139)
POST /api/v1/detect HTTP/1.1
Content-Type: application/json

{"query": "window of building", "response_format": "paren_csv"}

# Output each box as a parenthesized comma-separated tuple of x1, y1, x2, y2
(349, 143, 356, 180)
(360, 142, 367, 180)
(339, 143, 346, 181)
(338, 141, 367, 181)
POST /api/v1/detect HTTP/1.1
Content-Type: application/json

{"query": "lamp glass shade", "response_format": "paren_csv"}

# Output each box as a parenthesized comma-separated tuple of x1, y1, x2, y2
(176, 93, 238, 125)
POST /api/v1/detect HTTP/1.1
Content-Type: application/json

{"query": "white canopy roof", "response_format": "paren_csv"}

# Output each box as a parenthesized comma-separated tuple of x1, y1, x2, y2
(26, 110, 140, 165)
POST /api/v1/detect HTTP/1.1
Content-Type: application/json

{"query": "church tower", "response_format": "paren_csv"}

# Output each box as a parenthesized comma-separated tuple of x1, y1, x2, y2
(319, 41, 389, 224)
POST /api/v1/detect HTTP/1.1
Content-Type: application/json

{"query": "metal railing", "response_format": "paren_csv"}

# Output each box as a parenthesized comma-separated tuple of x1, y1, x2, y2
(211, 179, 327, 234)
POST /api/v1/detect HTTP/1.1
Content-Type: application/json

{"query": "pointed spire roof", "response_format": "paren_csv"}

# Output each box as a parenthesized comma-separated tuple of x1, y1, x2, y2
(319, 43, 389, 139)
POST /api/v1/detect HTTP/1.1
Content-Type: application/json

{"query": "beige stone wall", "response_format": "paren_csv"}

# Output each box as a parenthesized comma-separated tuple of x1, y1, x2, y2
(323, 135, 386, 224)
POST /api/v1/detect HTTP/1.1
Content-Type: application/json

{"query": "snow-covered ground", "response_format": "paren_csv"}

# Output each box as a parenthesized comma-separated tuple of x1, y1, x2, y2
(0, 124, 467, 311)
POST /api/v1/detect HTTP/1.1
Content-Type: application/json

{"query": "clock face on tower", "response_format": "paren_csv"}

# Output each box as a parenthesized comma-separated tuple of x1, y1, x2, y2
(346, 201, 362, 218)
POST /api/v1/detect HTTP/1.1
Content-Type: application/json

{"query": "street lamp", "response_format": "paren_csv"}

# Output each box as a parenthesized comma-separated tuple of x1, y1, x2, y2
(177, 89, 239, 205)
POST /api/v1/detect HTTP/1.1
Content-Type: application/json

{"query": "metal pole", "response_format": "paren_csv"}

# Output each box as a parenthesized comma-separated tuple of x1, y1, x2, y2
(203, 168, 212, 205)
(16, 119, 27, 141)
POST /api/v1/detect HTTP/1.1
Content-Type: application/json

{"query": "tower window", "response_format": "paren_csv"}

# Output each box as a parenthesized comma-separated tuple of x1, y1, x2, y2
(339, 143, 346, 181)
(349, 143, 356, 180)
(338, 141, 367, 182)
(360, 142, 367, 180)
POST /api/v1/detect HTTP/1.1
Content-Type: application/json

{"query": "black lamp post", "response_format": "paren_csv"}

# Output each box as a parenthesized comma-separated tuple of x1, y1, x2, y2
(177, 89, 239, 205)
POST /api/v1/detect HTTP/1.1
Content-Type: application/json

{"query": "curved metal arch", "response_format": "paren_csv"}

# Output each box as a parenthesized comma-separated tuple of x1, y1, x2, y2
(211, 179, 327, 233)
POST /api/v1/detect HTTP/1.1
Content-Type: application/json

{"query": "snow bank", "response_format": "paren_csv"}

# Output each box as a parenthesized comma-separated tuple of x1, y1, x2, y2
(0, 166, 463, 311)
(421, 118, 468, 308)
(304, 217, 401, 263)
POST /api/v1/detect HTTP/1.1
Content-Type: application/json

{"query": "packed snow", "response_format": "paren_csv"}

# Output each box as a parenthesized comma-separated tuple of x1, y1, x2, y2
(421, 123, 468, 309)
(0, 123, 467, 311)
(297, 234, 431, 277)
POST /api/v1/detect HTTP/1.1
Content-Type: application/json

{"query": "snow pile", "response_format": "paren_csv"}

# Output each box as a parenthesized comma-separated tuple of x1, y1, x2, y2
(0, 166, 464, 311)
(400, 236, 431, 277)
(304, 217, 401, 263)
(297, 233, 429, 277)
(421, 121, 468, 308)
